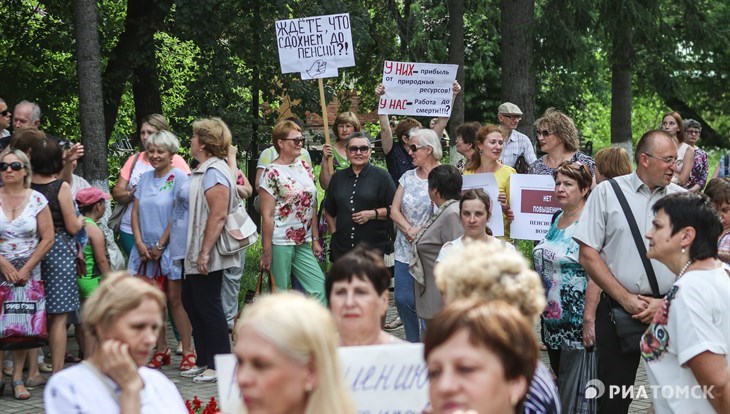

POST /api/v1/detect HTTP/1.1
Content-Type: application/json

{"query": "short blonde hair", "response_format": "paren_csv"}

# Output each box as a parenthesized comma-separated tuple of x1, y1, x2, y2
(237, 292, 355, 414)
(271, 119, 302, 153)
(594, 147, 632, 180)
(435, 241, 545, 323)
(145, 130, 180, 154)
(332, 111, 361, 141)
(0, 148, 33, 188)
(535, 108, 579, 152)
(82, 272, 166, 338)
(140, 113, 170, 133)
(192, 117, 232, 159)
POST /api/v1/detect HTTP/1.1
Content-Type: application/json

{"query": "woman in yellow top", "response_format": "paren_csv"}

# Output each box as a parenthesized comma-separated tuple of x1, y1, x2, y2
(463, 124, 515, 241)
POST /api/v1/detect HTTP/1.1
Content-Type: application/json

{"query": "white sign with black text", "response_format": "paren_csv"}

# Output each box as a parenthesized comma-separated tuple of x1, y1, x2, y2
(379, 60, 458, 117)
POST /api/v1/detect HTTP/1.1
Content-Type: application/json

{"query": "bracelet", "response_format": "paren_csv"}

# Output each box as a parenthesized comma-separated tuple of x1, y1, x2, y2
(374, 209, 379, 219)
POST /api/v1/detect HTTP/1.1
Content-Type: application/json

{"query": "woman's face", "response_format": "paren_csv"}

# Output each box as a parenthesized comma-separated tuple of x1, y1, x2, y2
(279, 129, 304, 159)
(478, 132, 504, 162)
(147, 145, 173, 172)
(346, 137, 371, 170)
(191, 134, 204, 161)
(408, 137, 433, 167)
(685, 127, 701, 146)
(329, 275, 388, 342)
(536, 126, 561, 154)
(0, 153, 28, 186)
(460, 198, 490, 240)
(97, 298, 161, 367)
(715, 202, 730, 230)
(336, 122, 355, 141)
(140, 122, 159, 147)
(455, 135, 472, 157)
(235, 324, 313, 414)
(428, 329, 526, 414)
(661, 115, 679, 137)
(554, 172, 587, 209)
(646, 209, 683, 263)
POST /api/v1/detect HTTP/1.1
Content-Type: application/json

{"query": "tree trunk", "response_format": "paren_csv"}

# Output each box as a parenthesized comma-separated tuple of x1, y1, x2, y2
(500, 0, 536, 144)
(447, 0, 465, 139)
(610, 15, 634, 158)
(74, 0, 107, 185)
(132, 63, 163, 133)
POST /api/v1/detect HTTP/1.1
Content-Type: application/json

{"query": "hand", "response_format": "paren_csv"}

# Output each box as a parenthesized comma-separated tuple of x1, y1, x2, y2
(96, 340, 143, 393)
(15, 267, 31, 285)
(505, 208, 515, 223)
(259, 249, 271, 271)
(452, 80, 462, 96)
(196, 251, 209, 275)
(0, 260, 19, 284)
(633, 295, 663, 324)
(312, 240, 323, 258)
(149, 246, 163, 261)
(405, 226, 420, 243)
(619, 292, 648, 315)
(322, 143, 333, 159)
(65, 143, 85, 162)
(376, 83, 385, 96)
(582, 320, 596, 348)
(136, 243, 151, 262)
(352, 210, 372, 225)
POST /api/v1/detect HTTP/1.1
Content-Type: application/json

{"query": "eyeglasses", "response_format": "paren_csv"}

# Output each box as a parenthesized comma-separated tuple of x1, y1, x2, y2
(280, 137, 305, 146)
(0, 162, 24, 171)
(502, 114, 522, 120)
(347, 145, 370, 153)
(409, 144, 427, 153)
(0, 110, 10, 117)
(535, 129, 552, 137)
(686, 129, 701, 135)
(644, 153, 678, 164)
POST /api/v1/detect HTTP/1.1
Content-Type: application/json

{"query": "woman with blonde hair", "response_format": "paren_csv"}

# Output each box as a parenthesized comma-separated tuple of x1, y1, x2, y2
(529, 108, 594, 177)
(435, 242, 559, 413)
(594, 146, 632, 183)
(234, 292, 355, 414)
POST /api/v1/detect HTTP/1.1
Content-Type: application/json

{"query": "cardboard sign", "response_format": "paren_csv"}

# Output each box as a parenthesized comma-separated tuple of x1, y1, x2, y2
(339, 343, 430, 414)
(215, 354, 244, 414)
(275, 13, 355, 79)
(462, 173, 504, 237)
(509, 174, 561, 240)
(379, 60, 458, 117)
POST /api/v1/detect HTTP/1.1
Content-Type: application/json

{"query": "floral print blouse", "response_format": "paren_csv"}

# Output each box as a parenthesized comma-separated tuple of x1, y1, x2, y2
(260, 160, 318, 245)
(686, 147, 708, 190)
(0, 190, 48, 280)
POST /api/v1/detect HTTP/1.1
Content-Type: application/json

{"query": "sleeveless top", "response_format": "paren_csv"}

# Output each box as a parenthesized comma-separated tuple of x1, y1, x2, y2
(83, 217, 101, 277)
(31, 180, 64, 230)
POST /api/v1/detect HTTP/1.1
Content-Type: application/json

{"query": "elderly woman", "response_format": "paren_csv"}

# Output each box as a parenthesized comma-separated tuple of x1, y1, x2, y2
(44, 272, 187, 413)
(594, 147, 632, 183)
(234, 292, 355, 414)
(112, 114, 190, 256)
(411, 165, 463, 323)
(181, 117, 240, 383)
(319, 111, 361, 190)
(683, 119, 709, 192)
(390, 128, 442, 342)
(259, 120, 325, 303)
(0, 149, 53, 400)
(533, 161, 594, 375)
(326, 246, 404, 346)
(641, 193, 730, 414)
(436, 242, 560, 413)
(661, 111, 694, 187)
(425, 299, 538, 414)
(323, 132, 396, 262)
(454, 122, 480, 174)
(126, 131, 193, 370)
(529, 108, 595, 177)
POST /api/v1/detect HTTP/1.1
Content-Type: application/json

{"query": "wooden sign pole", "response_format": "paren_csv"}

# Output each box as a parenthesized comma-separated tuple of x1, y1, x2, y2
(318, 78, 334, 173)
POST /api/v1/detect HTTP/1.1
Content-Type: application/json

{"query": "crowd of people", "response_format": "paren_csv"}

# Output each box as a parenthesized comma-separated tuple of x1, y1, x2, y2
(0, 92, 728, 414)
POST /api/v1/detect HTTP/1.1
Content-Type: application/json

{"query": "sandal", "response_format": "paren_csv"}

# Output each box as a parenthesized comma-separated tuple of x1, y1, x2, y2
(146, 347, 171, 369)
(39, 363, 53, 373)
(12, 380, 30, 400)
(25, 375, 47, 389)
(65, 353, 82, 363)
(179, 353, 197, 371)
(383, 316, 403, 331)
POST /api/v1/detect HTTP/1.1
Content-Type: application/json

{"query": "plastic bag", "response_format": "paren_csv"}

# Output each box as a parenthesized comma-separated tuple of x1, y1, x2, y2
(558, 340, 598, 414)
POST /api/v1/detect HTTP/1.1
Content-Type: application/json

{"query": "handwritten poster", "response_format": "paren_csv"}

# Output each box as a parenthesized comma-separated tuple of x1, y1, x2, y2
(275, 13, 355, 79)
(379, 60, 458, 117)
(339, 343, 430, 414)
(509, 174, 561, 240)
(462, 173, 504, 237)
(215, 354, 244, 414)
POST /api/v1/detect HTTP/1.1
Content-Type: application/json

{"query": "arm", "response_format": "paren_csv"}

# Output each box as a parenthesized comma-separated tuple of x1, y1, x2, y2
(686, 351, 730, 413)
(254, 168, 264, 191)
(430, 81, 461, 139)
(59, 143, 84, 185)
(148, 224, 170, 262)
(324, 210, 336, 234)
(376, 84, 394, 155)
(197, 184, 230, 275)
(259, 190, 275, 271)
(87, 223, 111, 274)
(390, 185, 419, 242)
(311, 202, 322, 258)
(58, 182, 84, 235)
(112, 177, 135, 204)
(582, 280, 601, 348)
(15, 206, 55, 284)
(676, 146, 695, 186)
(318, 145, 333, 190)
(131, 199, 151, 262)
(237, 174, 253, 200)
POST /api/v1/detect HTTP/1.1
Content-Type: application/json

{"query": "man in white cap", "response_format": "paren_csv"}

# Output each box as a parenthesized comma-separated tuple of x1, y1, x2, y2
(498, 102, 536, 170)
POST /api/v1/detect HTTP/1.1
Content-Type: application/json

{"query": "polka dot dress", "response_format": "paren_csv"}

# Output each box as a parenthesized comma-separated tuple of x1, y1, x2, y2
(42, 232, 80, 313)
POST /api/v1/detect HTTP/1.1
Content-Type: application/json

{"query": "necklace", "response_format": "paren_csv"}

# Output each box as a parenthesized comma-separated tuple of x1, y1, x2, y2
(677, 259, 693, 279)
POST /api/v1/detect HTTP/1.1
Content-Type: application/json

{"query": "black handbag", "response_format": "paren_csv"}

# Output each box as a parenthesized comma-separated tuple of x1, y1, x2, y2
(607, 179, 663, 354)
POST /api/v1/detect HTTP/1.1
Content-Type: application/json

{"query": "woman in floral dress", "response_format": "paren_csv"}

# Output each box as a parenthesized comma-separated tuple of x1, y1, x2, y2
(259, 120, 325, 303)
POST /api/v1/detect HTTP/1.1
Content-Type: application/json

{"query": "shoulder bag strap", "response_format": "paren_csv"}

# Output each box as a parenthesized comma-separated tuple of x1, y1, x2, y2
(608, 179, 661, 297)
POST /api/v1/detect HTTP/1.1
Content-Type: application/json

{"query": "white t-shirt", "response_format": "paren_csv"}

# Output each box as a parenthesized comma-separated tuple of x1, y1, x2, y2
(641, 266, 730, 413)
(44, 363, 187, 414)
(436, 235, 514, 263)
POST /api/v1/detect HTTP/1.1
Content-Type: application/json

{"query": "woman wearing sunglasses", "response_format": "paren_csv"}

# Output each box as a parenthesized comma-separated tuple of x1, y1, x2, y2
(259, 120, 326, 303)
(323, 133, 396, 263)
(528, 108, 595, 178)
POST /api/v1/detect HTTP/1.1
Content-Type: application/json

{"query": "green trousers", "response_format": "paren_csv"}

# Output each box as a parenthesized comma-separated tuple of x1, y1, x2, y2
(271, 243, 326, 304)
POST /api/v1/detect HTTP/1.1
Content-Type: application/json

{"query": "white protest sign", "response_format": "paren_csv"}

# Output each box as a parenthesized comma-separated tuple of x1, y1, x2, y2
(379, 60, 458, 117)
(215, 354, 244, 414)
(509, 174, 561, 240)
(275, 13, 355, 78)
(462, 173, 504, 237)
(339, 343, 430, 414)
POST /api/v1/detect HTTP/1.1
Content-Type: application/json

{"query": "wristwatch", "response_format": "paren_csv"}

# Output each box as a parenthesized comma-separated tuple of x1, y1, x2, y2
(155, 242, 166, 250)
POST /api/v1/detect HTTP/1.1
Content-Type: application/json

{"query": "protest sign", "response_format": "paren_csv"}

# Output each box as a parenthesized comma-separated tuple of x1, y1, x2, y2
(462, 173, 504, 237)
(215, 354, 243, 414)
(379, 60, 458, 117)
(339, 343, 430, 414)
(275, 13, 355, 78)
(509, 174, 561, 240)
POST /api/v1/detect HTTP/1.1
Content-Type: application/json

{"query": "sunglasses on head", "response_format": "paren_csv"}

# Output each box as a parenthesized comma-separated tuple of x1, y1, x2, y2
(347, 145, 370, 153)
(0, 162, 24, 171)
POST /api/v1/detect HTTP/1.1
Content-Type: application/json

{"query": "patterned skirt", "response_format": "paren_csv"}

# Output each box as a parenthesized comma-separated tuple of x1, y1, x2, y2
(41, 232, 80, 314)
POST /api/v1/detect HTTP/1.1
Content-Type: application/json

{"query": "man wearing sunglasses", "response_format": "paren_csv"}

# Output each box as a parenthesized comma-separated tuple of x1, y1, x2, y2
(497, 102, 536, 171)
(0, 98, 11, 151)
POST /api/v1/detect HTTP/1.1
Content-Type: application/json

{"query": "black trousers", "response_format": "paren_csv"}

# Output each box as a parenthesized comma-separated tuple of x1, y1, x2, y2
(182, 270, 231, 369)
(595, 295, 640, 414)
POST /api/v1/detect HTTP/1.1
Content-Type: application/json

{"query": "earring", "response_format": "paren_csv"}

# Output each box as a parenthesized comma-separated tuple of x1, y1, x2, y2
(304, 383, 313, 392)
(681, 247, 686, 254)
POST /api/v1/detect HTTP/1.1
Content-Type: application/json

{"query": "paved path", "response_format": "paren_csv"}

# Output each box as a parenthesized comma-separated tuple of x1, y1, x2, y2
(0, 297, 651, 413)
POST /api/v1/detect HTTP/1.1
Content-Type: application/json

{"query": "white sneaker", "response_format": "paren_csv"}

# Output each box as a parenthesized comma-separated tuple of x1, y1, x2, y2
(192, 369, 217, 383)
(180, 365, 206, 377)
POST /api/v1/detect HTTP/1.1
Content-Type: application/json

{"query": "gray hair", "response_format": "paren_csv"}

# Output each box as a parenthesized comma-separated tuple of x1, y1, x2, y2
(15, 100, 42, 123)
(411, 128, 443, 160)
(145, 130, 180, 154)
(345, 131, 371, 148)
(683, 119, 701, 131)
